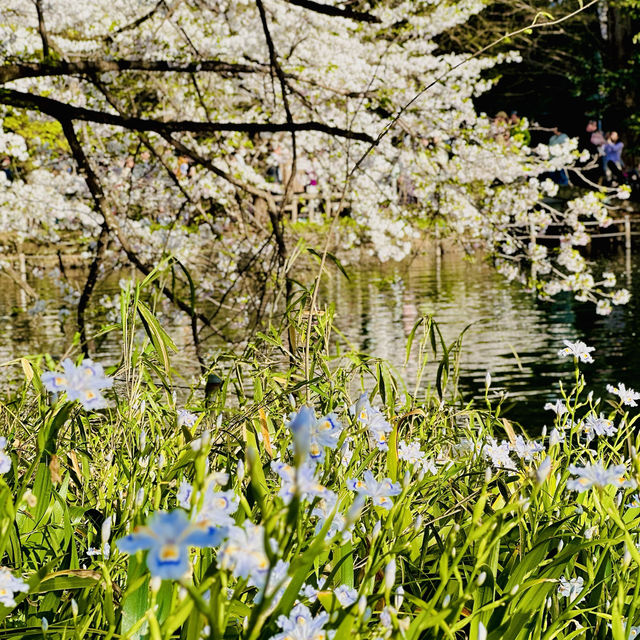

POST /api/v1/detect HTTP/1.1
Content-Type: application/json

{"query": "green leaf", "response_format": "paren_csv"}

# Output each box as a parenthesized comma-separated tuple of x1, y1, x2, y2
(33, 570, 102, 593)
(120, 555, 150, 640)
(136, 300, 176, 377)
(307, 248, 350, 280)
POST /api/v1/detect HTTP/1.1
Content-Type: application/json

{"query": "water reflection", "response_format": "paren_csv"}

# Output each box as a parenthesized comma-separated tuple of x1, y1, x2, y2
(0, 244, 638, 428)
(322, 243, 638, 427)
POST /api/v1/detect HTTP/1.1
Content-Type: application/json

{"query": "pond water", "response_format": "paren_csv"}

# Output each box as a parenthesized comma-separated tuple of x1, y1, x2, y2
(0, 241, 638, 429)
(324, 244, 636, 427)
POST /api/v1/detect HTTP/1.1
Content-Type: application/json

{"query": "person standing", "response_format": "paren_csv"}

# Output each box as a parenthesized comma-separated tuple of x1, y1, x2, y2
(548, 126, 569, 185)
(603, 131, 624, 185)
(576, 120, 604, 185)
(491, 111, 510, 144)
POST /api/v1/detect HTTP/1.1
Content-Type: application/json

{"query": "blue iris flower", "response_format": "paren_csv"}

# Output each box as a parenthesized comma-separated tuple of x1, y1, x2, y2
(116, 510, 225, 580)
(287, 406, 343, 462)
(42, 358, 113, 411)
(347, 470, 402, 510)
(287, 406, 316, 457)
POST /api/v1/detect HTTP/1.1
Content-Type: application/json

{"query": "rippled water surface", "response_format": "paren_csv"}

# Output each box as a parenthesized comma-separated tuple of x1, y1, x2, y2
(1, 243, 638, 428)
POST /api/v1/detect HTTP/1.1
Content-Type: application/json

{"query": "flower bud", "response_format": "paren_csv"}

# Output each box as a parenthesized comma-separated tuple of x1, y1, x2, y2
(102, 515, 113, 543)
(237, 459, 245, 483)
(345, 496, 365, 527)
(477, 571, 487, 586)
(150, 576, 162, 594)
(536, 457, 551, 484)
(384, 558, 396, 591)
(357, 595, 367, 617)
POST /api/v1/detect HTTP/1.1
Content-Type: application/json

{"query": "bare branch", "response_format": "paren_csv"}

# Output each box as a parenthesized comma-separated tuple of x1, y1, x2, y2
(0, 58, 267, 84)
(285, 0, 380, 23)
(0, 87, 375, 143)
(256, 0, 295, 266)
(33, 0, 51, 59)
(105, 0, 165, 40)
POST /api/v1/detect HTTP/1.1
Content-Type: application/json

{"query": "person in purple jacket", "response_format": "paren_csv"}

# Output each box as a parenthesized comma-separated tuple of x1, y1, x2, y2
(603, 131, 624, 184)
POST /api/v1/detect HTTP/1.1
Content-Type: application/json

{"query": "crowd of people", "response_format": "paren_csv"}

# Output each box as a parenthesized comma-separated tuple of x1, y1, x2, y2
(578, 120, 626, 187)
(491, 109, 639, 196)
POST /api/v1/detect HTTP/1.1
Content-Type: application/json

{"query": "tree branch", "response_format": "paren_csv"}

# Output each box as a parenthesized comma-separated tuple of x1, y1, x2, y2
(58, 119, 110, 355)
(33, 0, 51, 59)
(0, 58, 267, 84)
(105, 0, 165, 40)
(0, 87, 375, 143)
(285, 0, 380, 23)
(59, 119, 226, 342)
(256, 0, 295, 268)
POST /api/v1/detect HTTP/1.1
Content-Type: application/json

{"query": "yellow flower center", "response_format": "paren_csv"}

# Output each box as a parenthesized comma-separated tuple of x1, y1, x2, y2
(159, 544, 180, 561)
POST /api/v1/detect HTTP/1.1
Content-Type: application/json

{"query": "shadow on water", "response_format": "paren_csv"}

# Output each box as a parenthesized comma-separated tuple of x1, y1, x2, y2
(1, 241, 639, 430)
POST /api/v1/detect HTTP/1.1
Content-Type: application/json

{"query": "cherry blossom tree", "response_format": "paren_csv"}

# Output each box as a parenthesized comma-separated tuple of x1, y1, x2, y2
(0, 0, 628, 360)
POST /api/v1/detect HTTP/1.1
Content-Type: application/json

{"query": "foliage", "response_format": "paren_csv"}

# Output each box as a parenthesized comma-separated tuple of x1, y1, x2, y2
(0, 280, 640, 638)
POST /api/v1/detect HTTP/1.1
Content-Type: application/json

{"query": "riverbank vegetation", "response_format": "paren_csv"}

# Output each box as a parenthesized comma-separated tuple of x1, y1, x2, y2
(1, 281, 640, 638)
